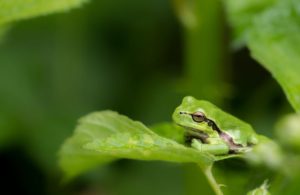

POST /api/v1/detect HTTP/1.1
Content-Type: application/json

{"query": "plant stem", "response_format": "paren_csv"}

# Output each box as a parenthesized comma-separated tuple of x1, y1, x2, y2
(174, 0, 227, 104)
(200, 164, 223, 195)
(174, 1, 226, 194)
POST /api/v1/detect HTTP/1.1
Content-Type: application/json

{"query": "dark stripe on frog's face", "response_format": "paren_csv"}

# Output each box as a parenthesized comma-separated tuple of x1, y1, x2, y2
(205, 119, 223, 135)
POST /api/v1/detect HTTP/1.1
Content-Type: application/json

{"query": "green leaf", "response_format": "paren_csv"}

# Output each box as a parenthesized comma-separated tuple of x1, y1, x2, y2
(247, 180, 270, 195)
(248, 0, 300, 112)
(244, 135, 283, 169)
(225, 0, 300, 112)
(275, 113, 300, 150)
(0, 0, 88, 25)
(59, 111, 216, 180)
(224, 0, 276, 48)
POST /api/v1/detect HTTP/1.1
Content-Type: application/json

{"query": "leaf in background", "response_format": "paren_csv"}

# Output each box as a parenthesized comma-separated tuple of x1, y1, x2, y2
(0, 0, 88, 25)
(0, 25, 9, 41)
(248, 0, 300, 112)
(244, 135, 283, 169)
(225, 0, 300, 112)
(59, 111, 216, 180)
(247, 180, 270, 195)
(224, 0, 276, 48)
(275, 113, 300, 150)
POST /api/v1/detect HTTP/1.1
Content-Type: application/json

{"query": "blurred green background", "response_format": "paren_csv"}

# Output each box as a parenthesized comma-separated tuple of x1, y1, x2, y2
(0, 0, 293, 195)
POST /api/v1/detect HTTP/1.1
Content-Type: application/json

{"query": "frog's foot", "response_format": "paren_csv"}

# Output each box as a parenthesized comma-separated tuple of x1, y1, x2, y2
(231, 146, 252, 154)
(191, 139, 229, 155)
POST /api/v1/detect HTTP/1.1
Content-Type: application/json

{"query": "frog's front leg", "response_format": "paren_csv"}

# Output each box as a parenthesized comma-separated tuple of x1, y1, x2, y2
(184, 130, 209, 145)
(191, 139, 229, 155)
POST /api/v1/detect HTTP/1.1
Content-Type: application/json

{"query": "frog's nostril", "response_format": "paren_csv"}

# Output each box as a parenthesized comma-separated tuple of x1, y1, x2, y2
(180, 111, 187, 115)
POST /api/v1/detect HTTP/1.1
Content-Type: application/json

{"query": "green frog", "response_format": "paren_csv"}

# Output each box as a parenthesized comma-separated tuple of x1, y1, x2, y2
(173, 96, 259, 155)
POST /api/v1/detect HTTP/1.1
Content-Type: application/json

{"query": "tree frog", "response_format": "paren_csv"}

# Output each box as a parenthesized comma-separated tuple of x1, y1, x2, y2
(172, 96, 259, 155)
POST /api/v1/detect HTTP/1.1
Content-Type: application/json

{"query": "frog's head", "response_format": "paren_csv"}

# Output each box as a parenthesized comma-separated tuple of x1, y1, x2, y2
(172, 96, 217, 135)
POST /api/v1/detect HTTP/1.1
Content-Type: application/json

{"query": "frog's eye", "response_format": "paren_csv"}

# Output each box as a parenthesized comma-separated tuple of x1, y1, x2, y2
(191, 112, 206, 123)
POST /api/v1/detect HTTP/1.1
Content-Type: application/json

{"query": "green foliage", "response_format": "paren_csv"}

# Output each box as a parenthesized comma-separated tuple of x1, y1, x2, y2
(59, 111, 217, 180)
(248, 1, 300, 113)
(178, 0, 226, 103)
(0, 0, 88, 25)
(247, 181, 270, 195)
(2, 0, 300, 194)
(275, 113, 300, 150)
(225, 0, 300, 112)
(225, 0, 276, 48)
